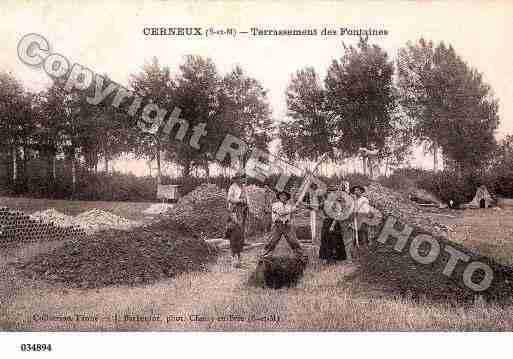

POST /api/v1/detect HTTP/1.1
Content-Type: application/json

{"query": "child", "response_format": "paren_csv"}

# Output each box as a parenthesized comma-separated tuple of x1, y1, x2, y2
(225, 214, 244, 268)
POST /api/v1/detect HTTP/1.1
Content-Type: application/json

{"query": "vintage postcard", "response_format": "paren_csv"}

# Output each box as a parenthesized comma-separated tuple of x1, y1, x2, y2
(1, 0, 513, 350)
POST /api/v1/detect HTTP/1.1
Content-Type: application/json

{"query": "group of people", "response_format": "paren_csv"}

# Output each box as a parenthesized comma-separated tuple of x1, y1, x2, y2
(225, 173, 375, 268)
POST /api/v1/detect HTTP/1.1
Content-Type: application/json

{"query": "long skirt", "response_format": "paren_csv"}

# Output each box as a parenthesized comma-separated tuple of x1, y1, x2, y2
(319, 219, 347, 261)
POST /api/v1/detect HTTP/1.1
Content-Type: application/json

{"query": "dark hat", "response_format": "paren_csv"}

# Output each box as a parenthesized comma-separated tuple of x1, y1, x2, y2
(276, 190, 291, 201)
(327, 184, 339, 192)
(350, 185, 365, 194)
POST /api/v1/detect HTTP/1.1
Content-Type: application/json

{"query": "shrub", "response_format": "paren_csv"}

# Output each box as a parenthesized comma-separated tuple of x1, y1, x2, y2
(416, 170, 475, 206)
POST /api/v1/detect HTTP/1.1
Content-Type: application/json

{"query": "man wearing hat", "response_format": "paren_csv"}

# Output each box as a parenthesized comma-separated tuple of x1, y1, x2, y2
(350, 184, 371, 248)
(260, 189, 306, 260)
(227, 173, 249, 242)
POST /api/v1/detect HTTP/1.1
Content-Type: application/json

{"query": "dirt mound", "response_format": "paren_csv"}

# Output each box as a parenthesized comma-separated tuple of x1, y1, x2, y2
(249, 256, 307, 289)
(143, 203, 174, 215)
(30, 208, 142, 235)
(73, 209, 141, 234)
(344, 183, 513, 304)
(168, 183, 273, 238)
(245, 185, 272, 219)
(350, 224, 513, 304)
(408, 187, 443, 206)
(245, 185, 273, 234)
(366, 182, 449, 238)
(0, 207, 86, 244)
(16, 219, 218, 288)
(30, 208, 76, 227)
(168, 183, 230, 238)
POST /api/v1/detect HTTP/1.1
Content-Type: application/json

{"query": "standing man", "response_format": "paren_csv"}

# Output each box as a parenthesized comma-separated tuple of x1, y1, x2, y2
(227, 173, 249, 243)
(261, 190, 306, 261)
(350, 185, 371, 248)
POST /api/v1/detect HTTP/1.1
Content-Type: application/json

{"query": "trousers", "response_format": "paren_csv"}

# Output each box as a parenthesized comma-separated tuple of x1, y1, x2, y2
(262, 221, 304, 257)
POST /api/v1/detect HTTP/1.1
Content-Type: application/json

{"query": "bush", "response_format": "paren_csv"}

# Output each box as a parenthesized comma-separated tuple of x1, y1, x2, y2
(416, 170, 477, 206)
(76, 173, 156, 202)
(377, 173, 416, 192)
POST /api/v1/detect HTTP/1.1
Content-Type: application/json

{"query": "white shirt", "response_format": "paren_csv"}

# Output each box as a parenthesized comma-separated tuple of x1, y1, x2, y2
(354, 196, 370, 214)
(227, 183, 243, 203)
(272, 201, 295, 223)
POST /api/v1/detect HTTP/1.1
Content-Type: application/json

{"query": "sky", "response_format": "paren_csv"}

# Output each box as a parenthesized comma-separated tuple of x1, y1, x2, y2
(1, 0, 512, 176)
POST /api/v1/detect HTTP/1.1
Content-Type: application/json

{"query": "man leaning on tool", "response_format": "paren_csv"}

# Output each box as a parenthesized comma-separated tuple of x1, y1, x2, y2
(260, 190, 307, 262)
(227, 173, 249, 242)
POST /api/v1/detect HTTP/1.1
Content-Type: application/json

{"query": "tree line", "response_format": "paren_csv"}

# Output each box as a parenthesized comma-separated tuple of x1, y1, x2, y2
(0, 37, 507, 198)
(279, 37, 501, 177)
(0, 55, 272, 194)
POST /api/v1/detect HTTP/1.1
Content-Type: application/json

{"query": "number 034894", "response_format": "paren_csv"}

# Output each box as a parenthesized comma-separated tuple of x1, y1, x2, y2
(20, 344, 52, 352)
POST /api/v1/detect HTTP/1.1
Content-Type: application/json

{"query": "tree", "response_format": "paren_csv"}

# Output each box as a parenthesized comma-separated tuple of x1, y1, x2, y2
(220, 65, 272, 171)
(324, 38, 397, 167)
(82, 75, 132, 175)
(40, 80, 103, 196)
(397, 39, 499, 173)
(279, 67, 335, 163)
(380, 113, 415, 176)
(130, 57, 175, 183)
(0, 72, 36, 187)
(168, 55, 227, 177)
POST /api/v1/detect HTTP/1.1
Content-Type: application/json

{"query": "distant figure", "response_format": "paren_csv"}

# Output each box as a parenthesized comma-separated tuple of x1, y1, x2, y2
(358, 147, 379, 178)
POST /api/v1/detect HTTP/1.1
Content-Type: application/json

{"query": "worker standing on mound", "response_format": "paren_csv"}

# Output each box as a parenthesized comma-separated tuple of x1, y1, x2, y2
(260, 190, 307, 262)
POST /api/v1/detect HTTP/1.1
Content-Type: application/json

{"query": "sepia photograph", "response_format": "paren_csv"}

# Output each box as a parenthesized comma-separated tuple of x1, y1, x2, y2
(1, 1, 513, 353)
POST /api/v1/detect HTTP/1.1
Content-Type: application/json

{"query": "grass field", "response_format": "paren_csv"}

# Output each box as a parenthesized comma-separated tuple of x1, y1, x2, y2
(448, 207, 513, 266)
(1, 197, 513, 331)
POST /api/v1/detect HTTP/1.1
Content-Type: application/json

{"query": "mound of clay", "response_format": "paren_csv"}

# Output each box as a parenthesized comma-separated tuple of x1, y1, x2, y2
(351, 222, 513, 304)
(16, 219, 218, 288)
(73, 209, 141, 234)
(168, 183, 230, 238)
(143, 203, 174, 215)
(366, 183, 449, 238)
(30, 208, 76, 227)
(245, 185, 272, 219)
(249, 256, 307, 289)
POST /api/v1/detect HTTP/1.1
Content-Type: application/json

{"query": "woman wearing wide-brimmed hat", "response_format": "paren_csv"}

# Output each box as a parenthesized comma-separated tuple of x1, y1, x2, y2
(318, 184, 349, 263)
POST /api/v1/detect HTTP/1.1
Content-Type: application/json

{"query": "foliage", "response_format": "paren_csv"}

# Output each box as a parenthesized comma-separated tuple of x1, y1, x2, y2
(280, 67, 334, 161)
(324, 38, 397, 156)
(397, 38, 499, 171)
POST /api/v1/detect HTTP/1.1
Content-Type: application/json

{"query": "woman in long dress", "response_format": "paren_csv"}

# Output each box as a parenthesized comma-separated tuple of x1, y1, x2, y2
(318, 186, 348, 263)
